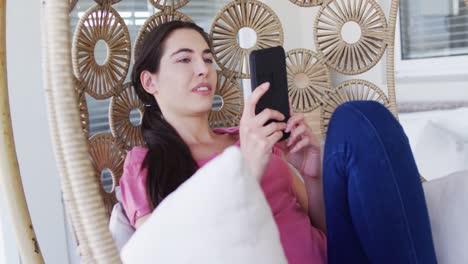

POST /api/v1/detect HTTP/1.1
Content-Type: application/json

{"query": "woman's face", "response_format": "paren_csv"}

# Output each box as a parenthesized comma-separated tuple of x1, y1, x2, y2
(153, 28, 217, 117)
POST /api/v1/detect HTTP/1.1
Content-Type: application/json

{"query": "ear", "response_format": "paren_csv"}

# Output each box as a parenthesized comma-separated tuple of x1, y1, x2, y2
(140, 70, 158, 95)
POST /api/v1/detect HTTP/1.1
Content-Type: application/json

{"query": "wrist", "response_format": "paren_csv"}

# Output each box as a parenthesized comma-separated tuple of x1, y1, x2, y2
(299, 157, 322, 180)
(303, 174, 322, 183)
(301, 167, 322, 181)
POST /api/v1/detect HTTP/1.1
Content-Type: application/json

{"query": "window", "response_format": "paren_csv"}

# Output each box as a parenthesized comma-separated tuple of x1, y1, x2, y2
(400, 0, 468, 59)
(396, 0, 468, 77)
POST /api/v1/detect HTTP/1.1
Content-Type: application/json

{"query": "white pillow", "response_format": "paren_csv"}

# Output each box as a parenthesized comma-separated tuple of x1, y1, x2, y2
(399, 115, 428, 151)
(121, 146, 287, 264)
(429, 107, 468, 140)
(399, 107, 468, 143)
(413, 121, 468, 180)
(423, 170, 468, 263)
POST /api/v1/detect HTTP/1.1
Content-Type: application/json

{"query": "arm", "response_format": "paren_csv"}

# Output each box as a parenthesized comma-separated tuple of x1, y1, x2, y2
(281, 103, 326, 234)
(291, 170, 308, 213)
(303, 174, 326, 234)
(120, 148, 153, 229)
(290, 166, 326, 234)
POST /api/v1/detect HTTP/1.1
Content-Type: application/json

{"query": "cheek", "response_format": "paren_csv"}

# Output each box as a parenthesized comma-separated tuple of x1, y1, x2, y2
(159, 66, 190, 91)
(209, 68, 217, 83)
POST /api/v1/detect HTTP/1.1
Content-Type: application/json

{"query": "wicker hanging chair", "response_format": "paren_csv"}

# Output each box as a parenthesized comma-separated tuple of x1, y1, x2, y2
(0, 0, 402, 263)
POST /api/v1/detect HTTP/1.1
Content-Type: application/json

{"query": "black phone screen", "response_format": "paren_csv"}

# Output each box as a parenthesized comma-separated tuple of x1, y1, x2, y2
(249, 46, 290, 141)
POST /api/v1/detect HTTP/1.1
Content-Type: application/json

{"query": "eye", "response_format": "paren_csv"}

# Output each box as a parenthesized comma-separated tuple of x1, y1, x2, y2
(204, 58, 214, 64)
(178, 58, 191, 63)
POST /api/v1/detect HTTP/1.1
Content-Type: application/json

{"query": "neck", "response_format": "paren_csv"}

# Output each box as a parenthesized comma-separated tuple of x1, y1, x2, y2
(162, 110, 217, 146)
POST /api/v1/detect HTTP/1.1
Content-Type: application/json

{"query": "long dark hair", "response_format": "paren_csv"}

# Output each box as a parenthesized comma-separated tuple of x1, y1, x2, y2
(132, 21, 212, 209)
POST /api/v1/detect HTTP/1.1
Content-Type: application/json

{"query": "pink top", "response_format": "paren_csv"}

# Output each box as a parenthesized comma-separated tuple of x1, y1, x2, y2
(120, 127, 327, 264)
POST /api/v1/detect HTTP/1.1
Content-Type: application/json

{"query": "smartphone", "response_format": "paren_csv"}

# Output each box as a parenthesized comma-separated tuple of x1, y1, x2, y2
(249, 46, 290, 141)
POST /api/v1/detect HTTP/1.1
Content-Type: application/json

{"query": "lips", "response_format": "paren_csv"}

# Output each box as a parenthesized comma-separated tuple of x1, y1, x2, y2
(191, 82, 212, 93)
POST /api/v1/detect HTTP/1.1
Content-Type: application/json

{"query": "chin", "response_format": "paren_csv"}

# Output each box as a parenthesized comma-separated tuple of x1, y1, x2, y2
(191, 101, 215, 114)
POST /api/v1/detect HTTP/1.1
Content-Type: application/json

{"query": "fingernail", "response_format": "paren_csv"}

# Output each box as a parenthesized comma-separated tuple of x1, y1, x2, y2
(264, 82, 270, 88)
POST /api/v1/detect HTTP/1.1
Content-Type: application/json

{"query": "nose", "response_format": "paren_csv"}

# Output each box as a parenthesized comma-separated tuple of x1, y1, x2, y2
(195, 57, 209, 77)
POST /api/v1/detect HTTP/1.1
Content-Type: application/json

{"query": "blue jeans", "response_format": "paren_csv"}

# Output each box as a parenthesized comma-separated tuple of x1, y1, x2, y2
(323, 101, 437, 264)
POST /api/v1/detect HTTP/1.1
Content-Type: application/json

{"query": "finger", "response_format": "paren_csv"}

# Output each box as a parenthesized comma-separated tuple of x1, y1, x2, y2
(288, 99, 294, 116)
(244, 82, 270, 117)
(286, 113, 304, 132)
(267, 130, 284, 146)
(255, 108, 285, 126)
(289, 137, 310, 153)
(260, 122, 287, 137)
(287, 124, 307, 147)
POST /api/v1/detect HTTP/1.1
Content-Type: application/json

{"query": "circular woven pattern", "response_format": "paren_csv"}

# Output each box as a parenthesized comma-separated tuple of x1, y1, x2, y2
(73, 78, 90, 139)
(286, 49, 331, 112)
(148, 0, 190, 11)
(209, 71, 244, 128)
(110, 83, 145, 151)
(314, 0, 388, 75)
(320, 79, 390, 135)
(210, 0, 284, 78)
(72, 5, 131, 100)
(134, 11, 193, 60)
(89, 133, 124, 216)
(288, 0, 322, 7)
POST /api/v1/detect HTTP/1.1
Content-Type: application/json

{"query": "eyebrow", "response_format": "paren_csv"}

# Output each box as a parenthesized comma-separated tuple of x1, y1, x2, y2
(170, 48, 213, 57)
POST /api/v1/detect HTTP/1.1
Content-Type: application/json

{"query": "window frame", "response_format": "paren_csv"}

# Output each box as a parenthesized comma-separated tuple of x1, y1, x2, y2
(395, 5, 468, 79)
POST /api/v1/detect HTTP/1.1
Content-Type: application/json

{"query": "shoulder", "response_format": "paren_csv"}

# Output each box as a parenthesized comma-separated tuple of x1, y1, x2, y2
(123, 146, 148, 173)
(125, 146, 148, 166)
(120, 146, 148, 186)
(119, 146, 151, 226)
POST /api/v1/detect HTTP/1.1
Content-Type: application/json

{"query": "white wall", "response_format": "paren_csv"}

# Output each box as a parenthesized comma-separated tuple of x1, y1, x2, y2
(3, 0, 70, 263)
(396, 76, 468, 102)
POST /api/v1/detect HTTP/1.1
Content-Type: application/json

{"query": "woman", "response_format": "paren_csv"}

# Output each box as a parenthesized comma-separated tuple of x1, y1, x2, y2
(120, 21, 438, 264)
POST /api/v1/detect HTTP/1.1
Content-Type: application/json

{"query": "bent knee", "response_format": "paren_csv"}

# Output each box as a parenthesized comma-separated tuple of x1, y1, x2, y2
(328, 101, 396, 135)
(331, 101, 392, 123)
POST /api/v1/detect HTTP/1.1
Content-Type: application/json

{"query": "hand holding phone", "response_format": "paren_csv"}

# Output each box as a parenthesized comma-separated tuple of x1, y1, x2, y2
(239, 82, 287, 181)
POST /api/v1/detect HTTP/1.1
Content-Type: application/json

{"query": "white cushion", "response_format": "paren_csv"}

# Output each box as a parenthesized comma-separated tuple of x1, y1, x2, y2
(423, 170, 468, 263)
(412, 121, 468, 180)
(120, 146, 287, 264)
(399, 115, 428, 151)
(428, 107, 468, 140)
